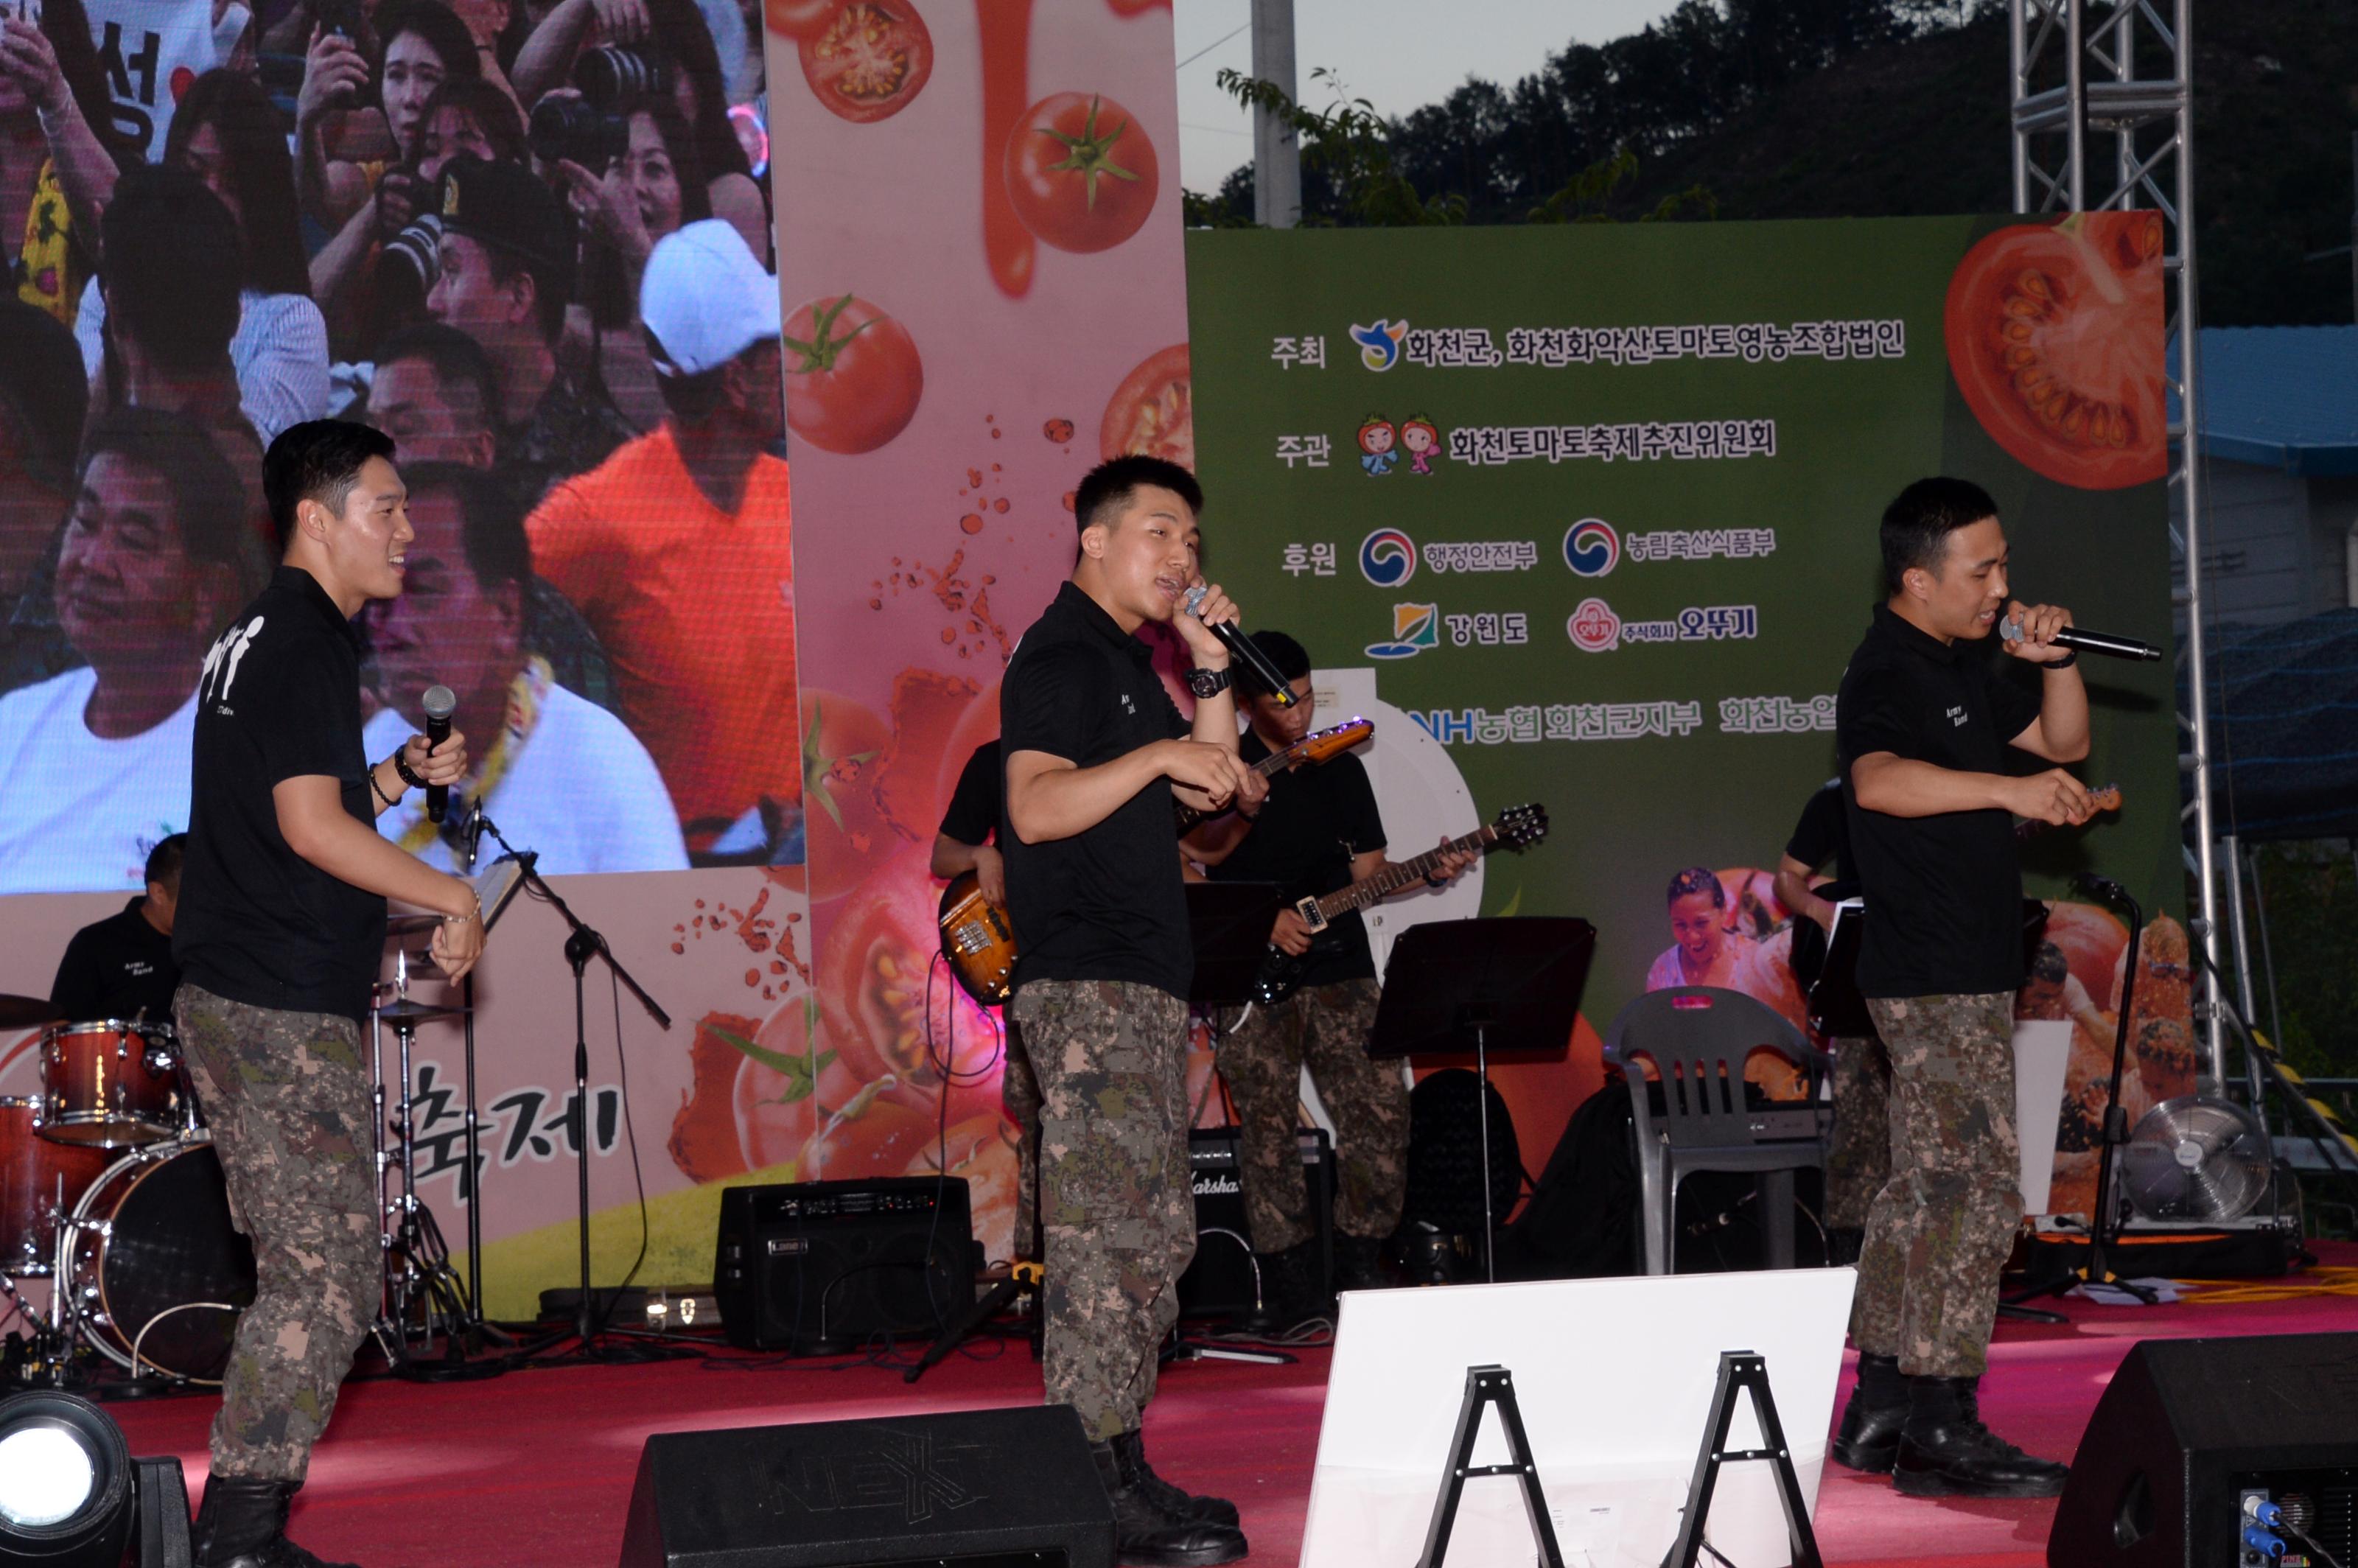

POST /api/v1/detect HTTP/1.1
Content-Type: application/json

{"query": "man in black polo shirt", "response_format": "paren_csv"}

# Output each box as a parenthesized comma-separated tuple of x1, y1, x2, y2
(1771, 780, 1885, 1262)
(1000, 455, 1262, 1567)
(1828, 476, 2092, 1501)
(51, 834, 186, 1022)
(1190, 631, 1466, 1323)
(174, 421, 482, 1568)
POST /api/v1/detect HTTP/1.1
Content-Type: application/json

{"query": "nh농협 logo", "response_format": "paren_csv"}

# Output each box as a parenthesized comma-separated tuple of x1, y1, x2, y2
(1359, 528, 1417, 587)
(1563, 518, 1620, 578)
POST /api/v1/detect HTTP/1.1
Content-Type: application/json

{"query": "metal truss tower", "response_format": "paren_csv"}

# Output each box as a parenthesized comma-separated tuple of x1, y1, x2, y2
(2009, 0, 2227, 1078)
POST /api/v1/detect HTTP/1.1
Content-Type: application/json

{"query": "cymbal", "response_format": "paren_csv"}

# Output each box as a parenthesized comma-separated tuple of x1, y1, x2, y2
(374, 995, 468, 1025)
(0, 993, 63, 1030)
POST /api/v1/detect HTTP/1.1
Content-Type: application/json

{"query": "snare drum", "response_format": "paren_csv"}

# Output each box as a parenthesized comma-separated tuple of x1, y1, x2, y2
(40, 1019, 185, 1147)
(0, 1096, 109, 1275)
(64, 1134, 255, 1383)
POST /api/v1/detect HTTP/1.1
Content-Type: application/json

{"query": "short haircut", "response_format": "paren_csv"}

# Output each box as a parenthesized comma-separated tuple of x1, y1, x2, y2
(0, 298, 88, 489)
(1666, 866, 1725, 908)
(401, 461, 531, 591)
(80, 407, 259, 586)
(263, 420, 399, 553)
(375, 0, 481, 84)
(145, 833, 186, 892)
(371, 321, 501, 427)
(1073, 455, 1203, 539)
(1881, 477, 1998, 595)
(99, 166, 242, 374)
(1249, 629, 1310, 683)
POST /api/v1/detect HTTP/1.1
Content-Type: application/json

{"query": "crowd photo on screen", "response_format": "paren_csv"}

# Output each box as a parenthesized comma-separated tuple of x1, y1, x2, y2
(0, 0, 794, 893)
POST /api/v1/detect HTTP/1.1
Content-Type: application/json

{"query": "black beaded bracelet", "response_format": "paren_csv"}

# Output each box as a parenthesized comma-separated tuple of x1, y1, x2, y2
(2046, 650, 2078, 670)
(369, 767, 400, 808)
(391, 749, 427, 790)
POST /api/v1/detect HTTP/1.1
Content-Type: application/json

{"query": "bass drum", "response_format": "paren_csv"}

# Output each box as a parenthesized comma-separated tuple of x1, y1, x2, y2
(0, 1096, 110, 1275)
(66, 1135, 256, 1383)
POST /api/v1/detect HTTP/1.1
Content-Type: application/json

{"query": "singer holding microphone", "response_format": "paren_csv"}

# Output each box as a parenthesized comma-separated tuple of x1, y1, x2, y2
(999, 455, 1264, 1567)
(172, 421, 480, 1568)
(1827, 477, 2093, 1502)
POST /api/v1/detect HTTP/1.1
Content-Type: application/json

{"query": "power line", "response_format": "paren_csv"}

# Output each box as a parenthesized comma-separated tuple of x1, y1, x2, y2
(1176, 21, 1249, 71)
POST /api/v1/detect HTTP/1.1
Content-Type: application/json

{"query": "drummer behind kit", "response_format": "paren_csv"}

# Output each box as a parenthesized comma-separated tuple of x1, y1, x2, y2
(0, 852, 531, 1389)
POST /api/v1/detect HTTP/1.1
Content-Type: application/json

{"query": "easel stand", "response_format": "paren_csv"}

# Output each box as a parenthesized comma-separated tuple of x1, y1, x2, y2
(1370, 918, 1595, 1281)
(1663, 1350, 1823, 1568)
(1416, 1364, 1564, 1568)
(481, 820, 678, 1363)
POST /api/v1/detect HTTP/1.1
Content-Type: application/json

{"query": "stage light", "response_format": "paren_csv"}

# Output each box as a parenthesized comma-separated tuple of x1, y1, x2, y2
(0, 1390, 136, 1567)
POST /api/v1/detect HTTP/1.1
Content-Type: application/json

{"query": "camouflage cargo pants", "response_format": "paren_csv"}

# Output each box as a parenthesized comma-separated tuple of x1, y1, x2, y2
(1216, 978, 1407, 1253)
(1825, 1033, 1894, 1232)
(175, 984, 379, 1484)
(1001, 1015, 1041, 1261)
(1010, 979, 1194, 1445)
(1853, 992, 2022, 1379)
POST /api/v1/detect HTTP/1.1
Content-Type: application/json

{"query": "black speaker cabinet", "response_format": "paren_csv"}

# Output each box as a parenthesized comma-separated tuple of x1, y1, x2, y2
(2048, 1332, 2358, 1567)
(617, 1404, 1116, 1568)
(714, 1177, 975, 1354)
(1176, 1125, 1333, 1320)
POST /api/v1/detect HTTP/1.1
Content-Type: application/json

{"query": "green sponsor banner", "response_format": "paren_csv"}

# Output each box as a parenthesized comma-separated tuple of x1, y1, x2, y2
(1186, 217, 2179, 1035)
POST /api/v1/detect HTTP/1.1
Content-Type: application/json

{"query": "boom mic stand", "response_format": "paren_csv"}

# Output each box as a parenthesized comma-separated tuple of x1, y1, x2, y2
(475, 813, 678, 1362)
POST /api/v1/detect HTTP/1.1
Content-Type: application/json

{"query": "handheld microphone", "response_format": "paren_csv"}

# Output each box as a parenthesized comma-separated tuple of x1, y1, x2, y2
(2001, 617, 2162, 662)
(1180, 586, 1299, 706)
(420, 684, 455, 824)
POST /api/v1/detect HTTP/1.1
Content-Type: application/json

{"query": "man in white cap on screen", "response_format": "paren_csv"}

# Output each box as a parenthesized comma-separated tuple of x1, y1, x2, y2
(524, 220, 802, 862)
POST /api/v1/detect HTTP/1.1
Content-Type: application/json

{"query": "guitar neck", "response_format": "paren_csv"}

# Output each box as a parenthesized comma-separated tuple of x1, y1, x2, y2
(1309, 826, 1497, 921)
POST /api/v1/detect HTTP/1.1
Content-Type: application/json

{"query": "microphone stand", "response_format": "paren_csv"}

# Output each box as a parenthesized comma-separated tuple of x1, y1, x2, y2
(476, 813, 677, 1362)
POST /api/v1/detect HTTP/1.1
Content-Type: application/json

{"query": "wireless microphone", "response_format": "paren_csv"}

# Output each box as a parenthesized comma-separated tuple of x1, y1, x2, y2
(2001, 616, 2162, 662)
(1180, 586, 1299, 706)
(421, 684, 456, 824)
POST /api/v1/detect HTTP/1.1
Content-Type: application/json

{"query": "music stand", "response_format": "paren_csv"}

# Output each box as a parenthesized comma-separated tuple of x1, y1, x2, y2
(1805, 901, 1874, 1039)
(1368, 917, 1596, 1281)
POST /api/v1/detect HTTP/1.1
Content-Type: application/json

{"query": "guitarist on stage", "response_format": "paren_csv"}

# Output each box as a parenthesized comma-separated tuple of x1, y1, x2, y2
(1827, 477, 2092, 1502)
(1189, 630, 1471, 1324)
(931, 738, 1043, 1267)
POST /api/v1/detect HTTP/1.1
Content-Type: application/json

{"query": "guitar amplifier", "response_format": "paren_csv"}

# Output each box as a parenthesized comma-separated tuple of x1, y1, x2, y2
(714, 1177, 977, 1354)
(1176, 1127, 1334, 1320)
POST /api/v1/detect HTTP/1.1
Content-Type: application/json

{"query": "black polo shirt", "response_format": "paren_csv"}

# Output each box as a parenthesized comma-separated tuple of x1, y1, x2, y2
(999, 582, 1191, 999)
(1209, 731, 1385, 990)
(939, 741, 1000, 847)
(50, 897, 180, 1022)
(175, 567, 388, 1022)
(1836, 603, 2043, 999)
(1784, 777, 1854, 890)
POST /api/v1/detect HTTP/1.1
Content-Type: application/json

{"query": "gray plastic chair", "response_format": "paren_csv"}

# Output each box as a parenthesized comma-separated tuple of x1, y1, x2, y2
(1602, 986, 1835, 1275)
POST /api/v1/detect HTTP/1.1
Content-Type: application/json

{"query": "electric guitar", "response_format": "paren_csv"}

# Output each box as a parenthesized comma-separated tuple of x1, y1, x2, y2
(1250, 802, 1550, 1008)
(937, 717, 1379, 1004)
(1788, 784, 2121, 985)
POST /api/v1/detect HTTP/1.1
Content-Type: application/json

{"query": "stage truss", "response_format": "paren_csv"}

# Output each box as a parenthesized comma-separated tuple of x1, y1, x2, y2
(2009, 0, 2228, 1079)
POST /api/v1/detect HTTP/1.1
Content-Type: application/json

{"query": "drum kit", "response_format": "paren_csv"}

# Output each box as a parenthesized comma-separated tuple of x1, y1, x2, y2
(0, 925, 485, 1391)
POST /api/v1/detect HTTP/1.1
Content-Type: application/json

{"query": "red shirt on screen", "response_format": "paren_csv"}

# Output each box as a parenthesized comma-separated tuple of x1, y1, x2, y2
(524, 426, 800, 836)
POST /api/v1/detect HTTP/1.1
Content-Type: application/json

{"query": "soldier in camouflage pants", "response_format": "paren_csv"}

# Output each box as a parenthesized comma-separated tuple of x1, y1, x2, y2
(1216, 978, 1408, 1255)
(1850, 992, 2021, 1378)
(1001, 1018, 1042, 1261)
(1825, 1034, 1893, 1234)
(175, 984, 380, 1483)
(1011, 978, 1195, 1446)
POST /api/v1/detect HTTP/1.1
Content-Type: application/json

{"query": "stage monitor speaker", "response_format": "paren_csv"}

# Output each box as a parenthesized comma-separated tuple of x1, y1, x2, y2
(2046, 1331, 2358, 1567)
(713, 1176, 975, 1354)
(616, 1404, 1116, 1568)
(1178, 1125, 1333, 1320)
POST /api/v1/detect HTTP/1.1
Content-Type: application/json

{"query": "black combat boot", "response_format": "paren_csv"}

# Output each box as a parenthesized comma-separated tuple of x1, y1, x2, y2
(194, 1476, 363, 1568)
(1090, 1438, 1248, 1567)
(1830, 1353, 1906, 1472)
(1332, 1232, 1393, 1293)
(1242, 1239, 1318, 1331)
(1892, 1375, 2067, 1498)
(1113, 1429, 1240, 1528)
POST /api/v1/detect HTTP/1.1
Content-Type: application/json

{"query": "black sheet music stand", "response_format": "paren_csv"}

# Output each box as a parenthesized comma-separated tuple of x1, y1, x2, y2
(1804, 901, 1874, 1039)
(1368, 917, 1595, 1281)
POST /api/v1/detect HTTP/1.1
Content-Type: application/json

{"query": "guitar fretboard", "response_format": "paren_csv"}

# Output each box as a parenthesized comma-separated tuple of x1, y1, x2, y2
(1172, 731, 1357, 833)
(1310, 825, 1500, 920)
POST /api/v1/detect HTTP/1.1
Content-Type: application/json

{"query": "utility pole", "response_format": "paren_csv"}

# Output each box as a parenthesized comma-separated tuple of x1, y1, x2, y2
(1250, 0, 1300, 228)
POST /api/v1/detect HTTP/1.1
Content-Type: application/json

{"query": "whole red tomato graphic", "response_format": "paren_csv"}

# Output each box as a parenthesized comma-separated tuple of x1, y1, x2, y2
(783, 294, 923, 455)
(1099, 342, 1192, 469)
(1004, 91, 1159, 254)
(798, 1, 932, 124)
(1944, 212, 2166, 491)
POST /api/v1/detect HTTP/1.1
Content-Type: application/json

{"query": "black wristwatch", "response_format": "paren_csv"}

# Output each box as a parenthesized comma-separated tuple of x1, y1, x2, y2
(1185, 665, 1231, 699)
(391, 749, 427, 790)
(2045, 650, 2077, 669)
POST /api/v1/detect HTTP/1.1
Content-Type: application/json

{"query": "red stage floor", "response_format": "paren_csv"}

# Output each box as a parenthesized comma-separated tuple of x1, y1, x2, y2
(94, 1249, 2358, 1568)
